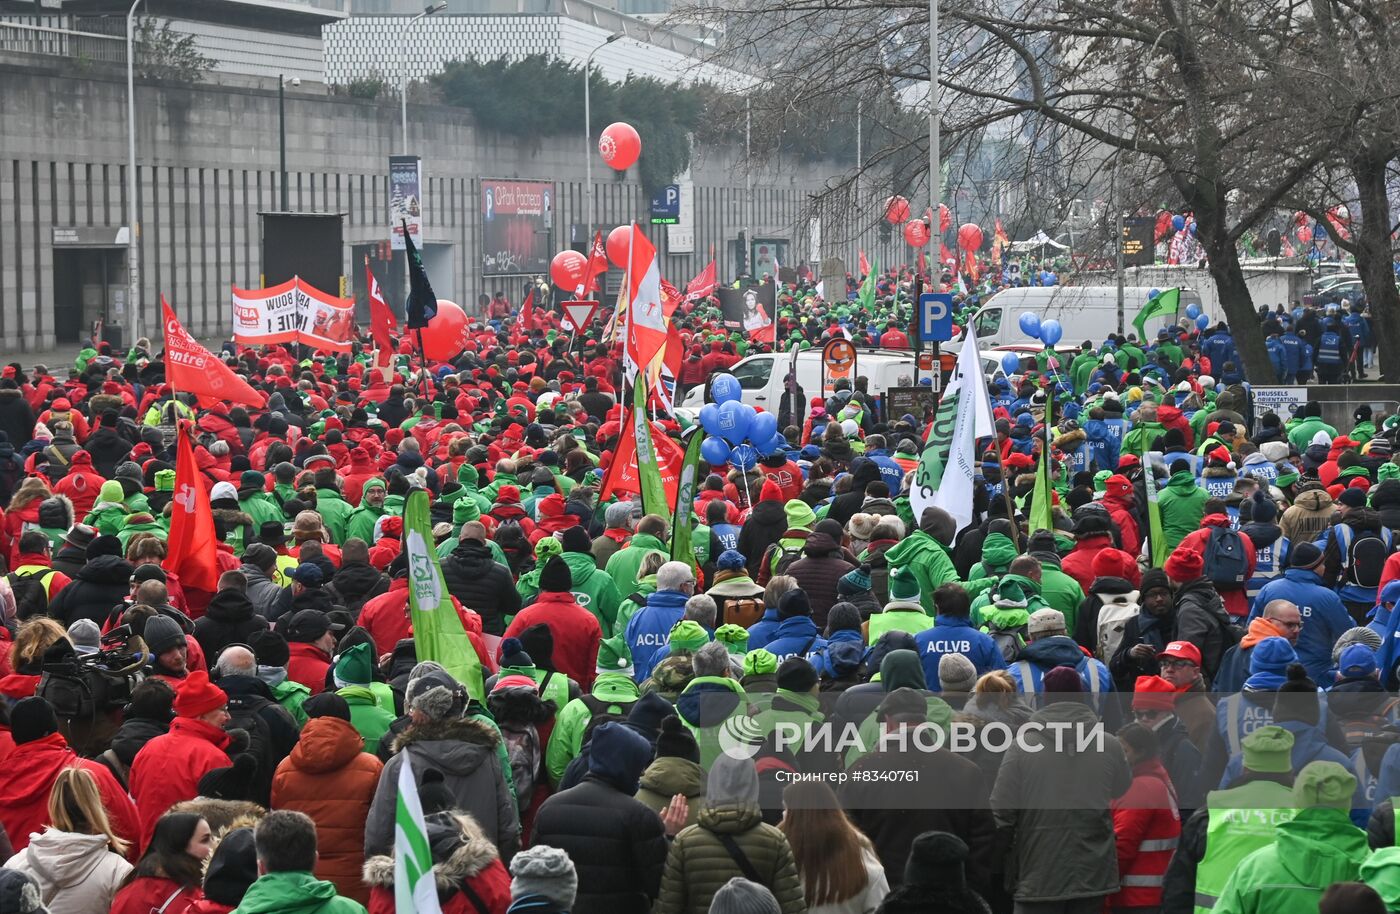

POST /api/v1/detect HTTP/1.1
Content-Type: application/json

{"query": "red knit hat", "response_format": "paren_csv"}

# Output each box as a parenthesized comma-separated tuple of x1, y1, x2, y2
(759, 479, 784, 503)
(173, 670, 228, 719)
(1132, 675, 1178, 712)
(1164, 544, 1204, 583)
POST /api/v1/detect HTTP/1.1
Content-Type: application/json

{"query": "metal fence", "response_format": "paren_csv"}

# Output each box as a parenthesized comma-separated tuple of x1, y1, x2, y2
(0, 18, 126, 65)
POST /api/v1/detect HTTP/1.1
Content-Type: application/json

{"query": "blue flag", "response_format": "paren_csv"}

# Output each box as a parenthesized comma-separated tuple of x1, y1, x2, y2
(403, 219, 437, 330)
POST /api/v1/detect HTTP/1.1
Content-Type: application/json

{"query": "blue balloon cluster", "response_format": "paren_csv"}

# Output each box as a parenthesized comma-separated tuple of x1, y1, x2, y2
(1039, 318, 1063, 346)
(698, 373, 786, 467)
(1185, 303, 1201, 320)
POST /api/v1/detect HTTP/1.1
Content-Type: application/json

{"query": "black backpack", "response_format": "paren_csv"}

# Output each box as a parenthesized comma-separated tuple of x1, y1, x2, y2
(1337, 526, 1392, 590)
(225, 692, 275, 804)
(578, 693, 637, 748)
(1202, 527, 1249, 587)
(771, 542, 805, 576)
(8, 568, 54, 620)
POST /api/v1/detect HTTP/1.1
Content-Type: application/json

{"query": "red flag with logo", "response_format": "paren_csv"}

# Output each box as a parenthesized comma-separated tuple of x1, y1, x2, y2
(164, 422, 220, 594)
(519, 286, 535, 331)
(582, 231, 608, 298)
(859, 250, 871, 278)
(598, 412, 685, 503)
(163, 297, 267, 409)
(624, 224, 667, 382)
(685, 259, 717, 302)
(365, 258, 397, 367)
(660, 278, 684, 319)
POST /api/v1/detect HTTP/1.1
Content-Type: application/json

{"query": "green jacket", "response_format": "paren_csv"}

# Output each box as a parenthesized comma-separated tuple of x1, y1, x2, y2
(84, 502, 129, 537)
(1121, 420, 1166, 458)
(345, 503, 385, 546)
(481, 471, 519, 503)
(1286, 416, 1338, 452)
(241, 492, 286, 531)
(605, 532, 669, 597)
(1214, 807, 1368, 914)
(314, 489, 355, 543)
(518, 550, 623, 636)
(655, 804, 806, 914)
(117, 518, 166, 549)
(272, 678, 311, 728)
(882, 531, 958, 613)
(1158, 469, 1208, 553)
(337, 685, 395, 756)
(544, 672, 639, 784)
(1036, 561, 1086, 633)
(231, 870, 367, 914)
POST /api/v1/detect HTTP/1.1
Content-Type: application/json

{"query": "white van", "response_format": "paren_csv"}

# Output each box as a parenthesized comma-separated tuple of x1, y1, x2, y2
(676, 348, 926, 423)
(956, 286, 1205, 347)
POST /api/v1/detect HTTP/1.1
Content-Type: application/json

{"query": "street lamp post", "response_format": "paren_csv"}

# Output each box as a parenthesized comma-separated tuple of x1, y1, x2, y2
(928, 0, 940, 279)
(279, 74, 299, 211)
(584, 32, 623, 246)
(125, 0, 143, 345)
(400, 2, 446, 154)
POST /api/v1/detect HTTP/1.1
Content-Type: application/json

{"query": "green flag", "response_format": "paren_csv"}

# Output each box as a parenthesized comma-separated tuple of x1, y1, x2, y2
(1029, 391, 1054, 532)
(395, 751, 444, 914)
(632, 380, 670, 518)
(858, 257, 879, 312)
(1144, 463, 1168, 567)
(404, 488, 484, 701)
(670, 427, 704, 570)
(1132, 287, 1181, 340)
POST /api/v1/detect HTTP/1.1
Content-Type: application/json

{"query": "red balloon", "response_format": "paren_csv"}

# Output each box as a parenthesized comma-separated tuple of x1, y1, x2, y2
(599, 122, 641, 171)
(1296, 226, 1313, 244)
(1155, 211, 1172, 241)
(884, 195, 910, 224)
(904, 220, 930, 247)
(957, 223, 984, 251)
(550, 250, 588, 292)
(419, 300, 469, 362)
(939, 204, 951, 232)
(606, 225, 635, 269)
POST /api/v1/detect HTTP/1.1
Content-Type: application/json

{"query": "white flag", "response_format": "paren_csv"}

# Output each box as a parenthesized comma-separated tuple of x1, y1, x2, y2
(910, 338, 996, 535)
(395, 751, 444, 914)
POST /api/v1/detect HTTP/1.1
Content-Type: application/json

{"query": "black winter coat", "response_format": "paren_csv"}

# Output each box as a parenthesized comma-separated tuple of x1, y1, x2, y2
(47, 555, 134, 627)
(50, 542, 88, 580)
(85, 426, 134, 479)
(193, 590, 269, 659)
(440, 540, 520, 636)
(96, 715, 169, 789)
(825, 459, 883, 527)
(330, 560, 389, 616)
(218, 674, 301, 806)
(735, 500, 787, 578)
(531, 775, 669, 914)
(0, 389, 35, 450)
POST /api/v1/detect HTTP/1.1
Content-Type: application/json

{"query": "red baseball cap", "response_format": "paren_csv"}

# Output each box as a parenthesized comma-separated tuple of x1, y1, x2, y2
(1156, 641, 1202, 666)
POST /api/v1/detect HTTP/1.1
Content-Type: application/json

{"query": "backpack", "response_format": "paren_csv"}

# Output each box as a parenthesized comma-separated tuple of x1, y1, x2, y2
(1202, 527, 1248, 587)
(1095, 597, 1141, 662)
(1317, 331, 1343, 365)
(1338, 697, 1400, 754)
(7, 568, 54, 620)
(721, 595, 765, 629)
(982, 616, 1027, 663)
(1335, 525, 1392, 590)
(578, 692, 636, 748)
(499, 722, 543, 809)
(225, 693, 275, 803)
(770, 542, 805, 576)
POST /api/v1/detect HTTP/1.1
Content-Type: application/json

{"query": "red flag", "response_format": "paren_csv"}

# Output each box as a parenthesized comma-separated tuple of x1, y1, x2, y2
(162, 297, 267, 409)
(164, 422, 220, 594)
(685, 260, 717, 302)
(365, 259, 396, 367)
(582, 231, 608, 298)
(859, 250, 871, 277)
(652, 321, 684, 412)
(598, 413, 685, 503)
(660, 278, 684, 319)
(940, 243, 956, 266)
(519, 286, 535, 331)
(917, 249, 927, 278)
(623, 225, 666, 380)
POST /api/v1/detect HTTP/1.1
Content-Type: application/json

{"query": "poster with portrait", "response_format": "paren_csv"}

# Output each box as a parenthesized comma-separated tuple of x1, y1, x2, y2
(482, 179, 553, 276)
(717, 282, 777, 343)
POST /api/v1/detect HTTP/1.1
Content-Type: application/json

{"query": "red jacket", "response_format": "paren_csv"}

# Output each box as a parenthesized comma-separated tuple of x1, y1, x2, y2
(1177, 515, 1257, 619)
(1109, 758, 1181, 909)
(287, 642, 333, 695)
(503, 592, 602, 689)
(1060, 533, 1118, 592)
(110, 877, 203, 914)
(1101, 492, 1142, 559)
(52, 453, 105, 517)
(129, 717, 231, 852)
(760, 461, 805, 503)
(0, 732, 140, 855)
(878, 329, 910, 349)
(358, 579, 492, 669)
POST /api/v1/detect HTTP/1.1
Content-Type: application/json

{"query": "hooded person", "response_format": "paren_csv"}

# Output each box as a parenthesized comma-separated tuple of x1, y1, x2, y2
(635, 715, 706, 827)
(873, 832, 993, 914)
(882, 508, 960, 615)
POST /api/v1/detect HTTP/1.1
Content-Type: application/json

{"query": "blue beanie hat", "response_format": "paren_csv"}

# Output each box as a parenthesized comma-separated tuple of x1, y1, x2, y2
(1250, 636, 1298, 678)
(716, 549, 747, 572)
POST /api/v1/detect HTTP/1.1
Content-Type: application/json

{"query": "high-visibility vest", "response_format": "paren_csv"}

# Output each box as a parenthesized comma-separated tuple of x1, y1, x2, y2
(865, 609, 935, 644)
(1193, 782, 1297, 912)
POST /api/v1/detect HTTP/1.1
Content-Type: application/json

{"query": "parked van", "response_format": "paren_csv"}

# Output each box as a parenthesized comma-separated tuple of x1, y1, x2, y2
(676, 348, 927, 423)
(954, 286, 1205, 347)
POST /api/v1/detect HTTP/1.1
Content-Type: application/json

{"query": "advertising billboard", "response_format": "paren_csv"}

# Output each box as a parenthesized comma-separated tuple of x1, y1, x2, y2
(482, 179, 553, 276)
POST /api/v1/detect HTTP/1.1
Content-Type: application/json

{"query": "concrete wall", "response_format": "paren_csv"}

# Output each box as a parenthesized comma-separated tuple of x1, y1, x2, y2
(0, 54, 889, 351)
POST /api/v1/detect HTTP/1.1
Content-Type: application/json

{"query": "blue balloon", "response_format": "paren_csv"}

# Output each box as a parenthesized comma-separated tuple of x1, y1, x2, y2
(1043, 273, 1056, 287)
(1196, 314, 1210, 330)
(1018, 311, 1042, 339)
(1040, 319, 1063, 346)
(699, 403, 723, 437)
(717, 399, 751, 444)
(1000, 352, 1021, 376)
(730, 443, 759, 471)
(710, 373, 742, 404)
(1314, 223, 1328, 241)
(700, 436, 731, 466)
(750, 410, 778, 444)
(1148, 288, 1160, 300)
(765, 432, 788, 456)
(1171, 214, 1186, 232)
(1185, 303, 1201, 320)
(1188, 222, 1197, 236)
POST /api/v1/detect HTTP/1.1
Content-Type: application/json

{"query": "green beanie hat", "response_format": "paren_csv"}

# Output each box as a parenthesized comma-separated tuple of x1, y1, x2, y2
(154, 470, 176, 493)
(453, 498, 481, 525)
(1359, 847, 1400, 911)
(668, 620, 710, 654)
(743, 648, 778, 677)
(715, 623, 749, 654)
(458, 463, 480, 487)
(99, 480, 125, 504)
(595, 634, 633, 675)
(1274, 470, 1300, 489)
(533, 536, 563, 563)
(333, 642, 374, 687)
(888, 566, 921, 603)
(784, 499, 816, 532)
(1093, 470, 1112, 492)
(361, 477, 387, 495)
(1293, 760, 1357, 810)
(979, 532, 1017, 574)
(1241, 725, 1295, 774)
(1380, 462, 1400, 482)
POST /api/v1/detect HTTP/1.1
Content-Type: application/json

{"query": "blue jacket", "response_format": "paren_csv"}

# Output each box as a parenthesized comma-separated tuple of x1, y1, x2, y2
(1202, 331, 1238, 376)
(746, 609, 781, 649)
(712, 523, 740, 553)
(762, 615, 828, 664)
(624, 589, 690, 681)
(1083, 418, 1120, 474)
(1250, 569, 1353, 682)
(1008, 636, 1113, 703)
(1220, 717, 1363, 824)
(1266, 337, 1287, 382)
(914, 615, 1007, 691)
(865, 450, 906, 498)
(1280, 333, 1303, 374)
(814, 630, 867, 678)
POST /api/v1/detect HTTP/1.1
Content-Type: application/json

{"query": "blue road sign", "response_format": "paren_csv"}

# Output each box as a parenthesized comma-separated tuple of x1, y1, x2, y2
(650, 184, 680, 224)
(919, 292, 954, 342)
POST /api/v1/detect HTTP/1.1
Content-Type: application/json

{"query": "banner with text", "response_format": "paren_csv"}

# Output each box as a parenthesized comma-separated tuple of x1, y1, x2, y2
(482, 179, 553, 276)
(231, 277, 356, 351)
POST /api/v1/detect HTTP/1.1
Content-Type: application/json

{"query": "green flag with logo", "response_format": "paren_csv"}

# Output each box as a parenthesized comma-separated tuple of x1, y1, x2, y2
(670, 426, 704, 570)
(633, 379, 670, 518)
(858, 257, 879, 312)
(404, 488, 483, 700)
(1132, 287, 1181, 340)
